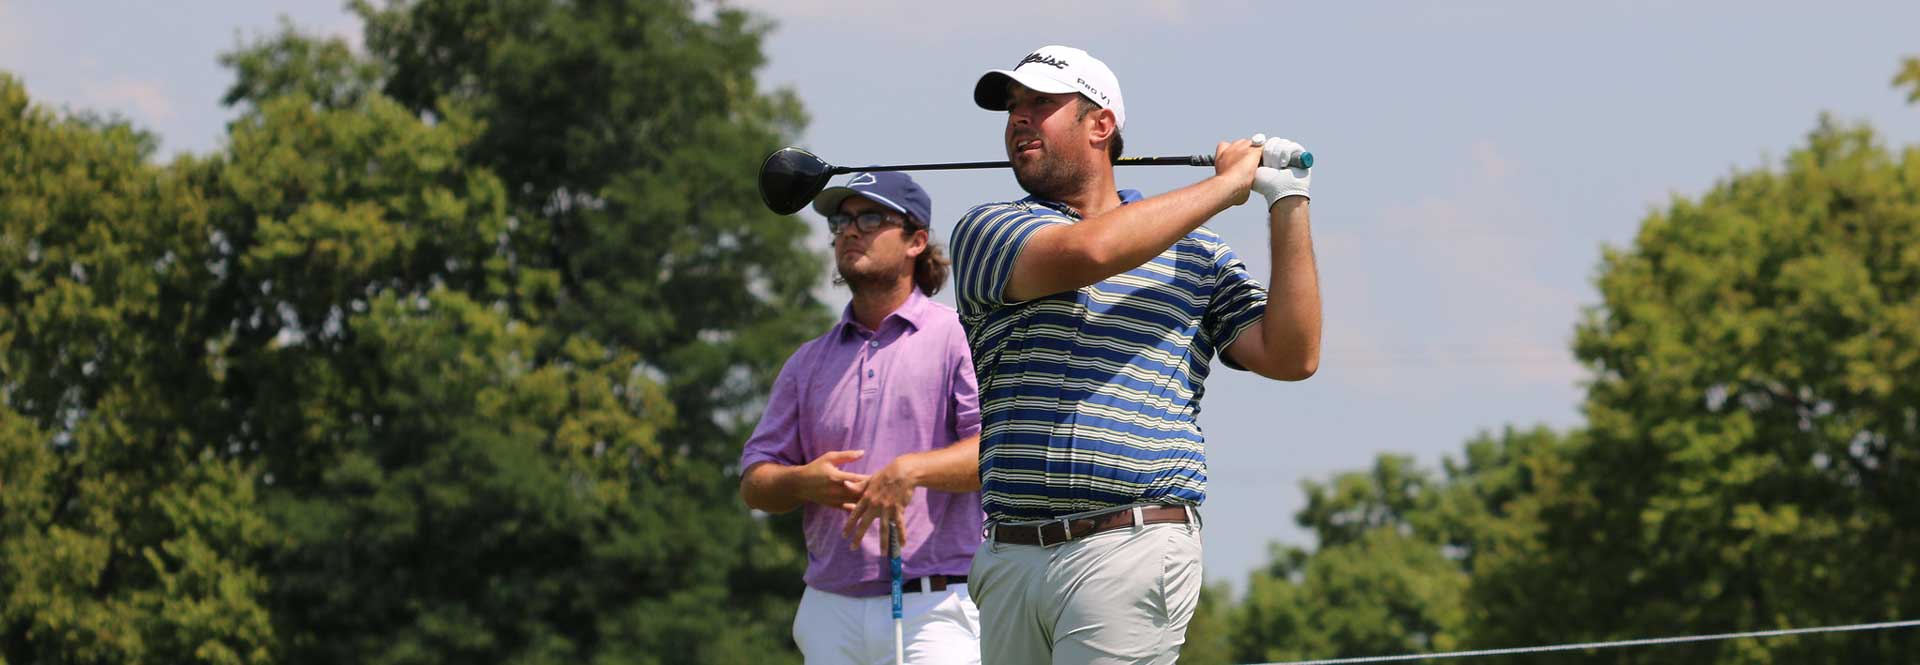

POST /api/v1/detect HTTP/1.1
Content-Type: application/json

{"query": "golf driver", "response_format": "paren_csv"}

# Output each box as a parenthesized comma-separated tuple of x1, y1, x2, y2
(757, 145, 1313, 215)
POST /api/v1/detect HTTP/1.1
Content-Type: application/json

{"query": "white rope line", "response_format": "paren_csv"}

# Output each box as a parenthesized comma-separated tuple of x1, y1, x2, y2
(1251, 618, 1920, 665)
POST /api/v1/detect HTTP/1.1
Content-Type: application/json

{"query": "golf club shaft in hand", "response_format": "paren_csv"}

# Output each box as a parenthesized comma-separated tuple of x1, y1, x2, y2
(757, 146, 1313, 215)
(826, 151, 1310, 173)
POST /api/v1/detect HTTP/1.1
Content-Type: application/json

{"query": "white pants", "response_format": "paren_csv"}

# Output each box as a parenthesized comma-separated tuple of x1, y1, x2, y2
(970, 521, 1203, 665)
(794, 583, 982, 665)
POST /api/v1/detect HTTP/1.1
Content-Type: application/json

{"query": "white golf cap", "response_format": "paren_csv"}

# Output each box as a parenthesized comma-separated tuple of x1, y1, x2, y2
(973, 45, 1126, 130)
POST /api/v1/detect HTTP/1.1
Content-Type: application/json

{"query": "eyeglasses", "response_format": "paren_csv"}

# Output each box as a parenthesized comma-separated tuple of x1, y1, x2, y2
(827, 211, 913, 235)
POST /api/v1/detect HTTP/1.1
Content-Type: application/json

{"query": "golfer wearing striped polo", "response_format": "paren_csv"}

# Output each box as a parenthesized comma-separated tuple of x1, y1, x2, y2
(951, 45, 1322, 664)
(741, 171, 986, 664)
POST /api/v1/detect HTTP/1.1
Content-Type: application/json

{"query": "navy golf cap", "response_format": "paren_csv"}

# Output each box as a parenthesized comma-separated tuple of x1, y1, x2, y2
(811, 171, 934, 230)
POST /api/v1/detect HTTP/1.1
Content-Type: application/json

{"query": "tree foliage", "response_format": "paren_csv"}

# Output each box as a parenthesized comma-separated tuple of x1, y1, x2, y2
(1226, 72, 1920, 665)
(1, 73, 274, 665)
(3, 1, 824, 662)
(1228, 427, 1571, 664)
(1466, 116, 1920, 664)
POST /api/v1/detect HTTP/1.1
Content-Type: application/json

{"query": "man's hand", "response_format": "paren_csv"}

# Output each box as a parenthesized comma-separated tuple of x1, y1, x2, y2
(842, 455, 921, 549)
(1251, 134, 1311, 209)
(796, 449, 870, 508)
(1212, 138, 1263, 207)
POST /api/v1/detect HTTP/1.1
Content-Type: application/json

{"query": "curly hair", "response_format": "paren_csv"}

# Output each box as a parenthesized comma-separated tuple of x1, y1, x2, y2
(913, 238, 951, 296)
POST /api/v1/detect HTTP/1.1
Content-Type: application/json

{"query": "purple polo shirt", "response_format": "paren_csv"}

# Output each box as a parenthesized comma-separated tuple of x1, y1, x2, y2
(740, 291, 983, 597)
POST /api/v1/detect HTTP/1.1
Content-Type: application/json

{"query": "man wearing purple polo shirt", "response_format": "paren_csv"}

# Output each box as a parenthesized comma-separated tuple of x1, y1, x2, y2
(740, 171, 984, 665)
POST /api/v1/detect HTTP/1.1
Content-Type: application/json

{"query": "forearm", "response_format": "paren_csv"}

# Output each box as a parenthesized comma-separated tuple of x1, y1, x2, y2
(740, 462, 804, 513)
(1008, 177, 1241, 300)
(1259, 197, 1322, 378)
(1077, 177, 1241, 271)
(894, 436, 981, 493)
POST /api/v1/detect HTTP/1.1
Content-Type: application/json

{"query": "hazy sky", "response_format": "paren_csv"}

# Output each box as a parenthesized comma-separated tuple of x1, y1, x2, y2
(5, 0, 1919, 593)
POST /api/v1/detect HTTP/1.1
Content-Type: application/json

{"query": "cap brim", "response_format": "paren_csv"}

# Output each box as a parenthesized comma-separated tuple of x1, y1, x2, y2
(811, 187, 910, 218)
(973, 68, 1081, 111)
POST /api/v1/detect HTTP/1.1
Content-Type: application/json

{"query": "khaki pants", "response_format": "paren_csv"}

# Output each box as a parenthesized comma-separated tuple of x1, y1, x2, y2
(969, 517, 1203, 665)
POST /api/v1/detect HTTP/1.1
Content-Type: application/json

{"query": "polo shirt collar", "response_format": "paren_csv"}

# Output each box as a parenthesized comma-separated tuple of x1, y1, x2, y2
(1019, 188, 1145, 219)
(836, 289, 934, 338)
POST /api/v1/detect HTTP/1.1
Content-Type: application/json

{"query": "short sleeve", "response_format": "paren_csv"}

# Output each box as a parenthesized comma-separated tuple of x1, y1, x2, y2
(738, 347, 810, 471)
(1204, 241, 1269, 371)
(947, 326, 982, 440)
(949, 203, 1068, 318)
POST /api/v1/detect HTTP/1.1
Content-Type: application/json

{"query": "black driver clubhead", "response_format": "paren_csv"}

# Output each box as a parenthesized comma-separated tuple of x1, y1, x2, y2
(758, 147, 837, 215)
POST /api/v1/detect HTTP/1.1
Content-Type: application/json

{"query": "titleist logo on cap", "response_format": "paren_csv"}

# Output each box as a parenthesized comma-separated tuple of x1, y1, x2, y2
(1018, 52, 1069, 69)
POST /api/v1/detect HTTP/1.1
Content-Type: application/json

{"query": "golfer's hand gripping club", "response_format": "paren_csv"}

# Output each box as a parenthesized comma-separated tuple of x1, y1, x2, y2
(1250, 134, 1312, 208)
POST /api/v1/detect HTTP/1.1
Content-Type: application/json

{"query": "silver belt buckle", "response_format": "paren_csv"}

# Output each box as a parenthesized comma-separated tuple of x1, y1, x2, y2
(1037, 517, 1071, 549)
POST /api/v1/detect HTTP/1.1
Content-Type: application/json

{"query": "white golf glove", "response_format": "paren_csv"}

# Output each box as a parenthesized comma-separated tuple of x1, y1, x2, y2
(1250, 134, 1310, 208)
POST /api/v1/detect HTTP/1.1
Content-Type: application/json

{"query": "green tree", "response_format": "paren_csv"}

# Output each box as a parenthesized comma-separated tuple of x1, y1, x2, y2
(348, 0, 826, 451)
(1230, 427, 1574, 664)
(211, 0, 827, 660)
(5, 1, 824, 661)
(1180, 582, 1238, 665)
(1468, 117, 1920, 664)
(0, 74, 274, 664)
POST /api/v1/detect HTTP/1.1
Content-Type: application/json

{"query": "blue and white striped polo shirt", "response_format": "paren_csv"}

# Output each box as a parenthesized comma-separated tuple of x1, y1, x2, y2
(950, 190, 1269, 522)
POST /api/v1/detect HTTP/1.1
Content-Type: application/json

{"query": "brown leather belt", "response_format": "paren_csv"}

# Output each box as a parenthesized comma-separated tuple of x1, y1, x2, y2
(990, 505, 1197, 547)
(904, 575, 966, 593)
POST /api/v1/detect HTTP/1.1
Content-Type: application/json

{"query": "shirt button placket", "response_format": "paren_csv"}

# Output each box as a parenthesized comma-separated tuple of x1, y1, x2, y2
(861, 334, 879, 396)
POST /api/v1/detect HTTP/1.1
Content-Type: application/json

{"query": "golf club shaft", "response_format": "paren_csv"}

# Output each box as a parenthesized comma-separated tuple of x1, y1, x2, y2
(827, 152, 1310, 174)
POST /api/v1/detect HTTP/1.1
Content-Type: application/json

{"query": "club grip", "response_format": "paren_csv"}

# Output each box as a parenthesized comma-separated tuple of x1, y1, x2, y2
(888, 525, 904, 620)
(1189, 151, 1313, 169)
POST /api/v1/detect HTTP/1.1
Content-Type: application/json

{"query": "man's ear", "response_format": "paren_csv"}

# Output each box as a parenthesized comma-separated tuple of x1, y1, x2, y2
(1088, 108, 1118, 151)
(907, 227, 930, 258)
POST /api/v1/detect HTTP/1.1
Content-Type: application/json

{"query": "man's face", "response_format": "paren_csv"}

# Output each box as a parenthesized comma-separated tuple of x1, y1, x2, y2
(832, 195, 925, 291)
(1004, 83, 1095, 200)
